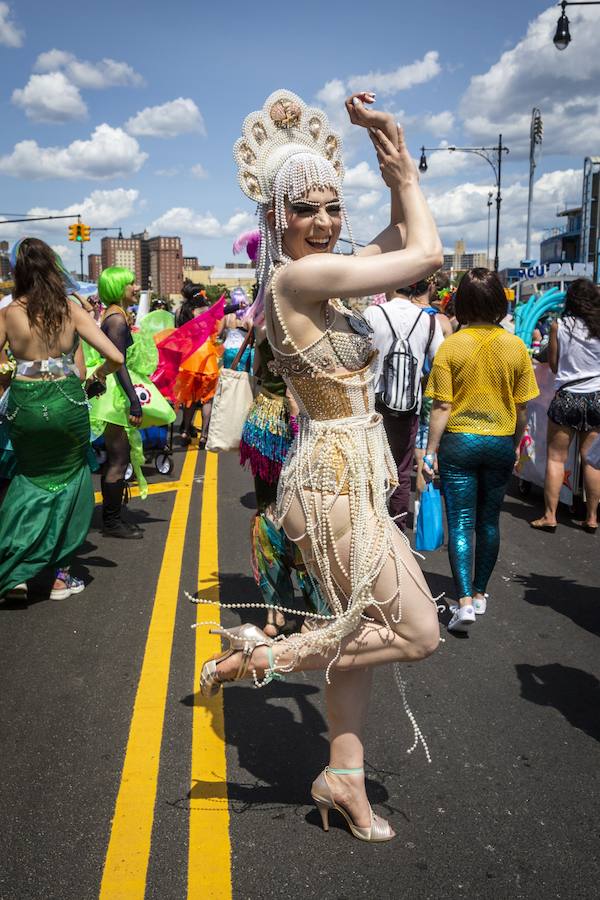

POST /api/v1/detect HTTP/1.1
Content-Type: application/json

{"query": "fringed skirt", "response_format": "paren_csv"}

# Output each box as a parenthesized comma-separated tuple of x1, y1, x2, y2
(240, 389, 297, 485)
(272, 411, 408, 675)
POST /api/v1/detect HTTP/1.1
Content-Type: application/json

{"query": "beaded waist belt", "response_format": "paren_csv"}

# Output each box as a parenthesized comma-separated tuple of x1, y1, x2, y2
(299, 412, 382, 432)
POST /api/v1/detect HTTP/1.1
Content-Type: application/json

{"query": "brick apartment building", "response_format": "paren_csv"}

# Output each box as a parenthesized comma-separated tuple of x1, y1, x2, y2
(98, 233, 184, 298)
(88, 254, 102, 283)
(100, 237, 143, 286)
(148, 236, 183, 297)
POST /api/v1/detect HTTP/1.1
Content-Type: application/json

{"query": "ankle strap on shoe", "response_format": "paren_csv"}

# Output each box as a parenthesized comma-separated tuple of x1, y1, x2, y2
(262, 645, 285, 685)
(326, 766, 364, 775)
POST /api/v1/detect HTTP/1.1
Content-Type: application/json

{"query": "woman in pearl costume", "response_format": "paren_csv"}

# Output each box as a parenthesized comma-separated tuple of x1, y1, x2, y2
(197, 90, 442, 842)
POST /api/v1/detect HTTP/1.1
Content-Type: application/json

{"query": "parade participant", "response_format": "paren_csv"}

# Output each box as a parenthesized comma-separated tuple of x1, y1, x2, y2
(196, 89, 442, 842)
(234, 232, 321, 635)
(174, 287, 214, 446)
(423, 269, 539, 631)
(531, 278, 600, 533)
(87, 266, 175, 538)
(0, 238, 123, 599)
(154, 292, 225, 449)
(363, 285, 442, 531)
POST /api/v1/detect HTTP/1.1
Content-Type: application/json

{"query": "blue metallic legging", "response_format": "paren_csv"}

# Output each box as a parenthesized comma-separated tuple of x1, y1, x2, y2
(438, 433, 515, 599)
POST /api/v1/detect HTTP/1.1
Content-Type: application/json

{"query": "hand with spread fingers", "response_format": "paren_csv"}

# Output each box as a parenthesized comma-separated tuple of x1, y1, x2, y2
(344, 92, 399, 148)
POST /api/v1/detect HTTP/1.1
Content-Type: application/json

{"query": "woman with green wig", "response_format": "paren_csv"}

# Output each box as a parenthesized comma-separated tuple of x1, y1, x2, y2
(87, 266, 175, 538)
(0, 237, 123, 600)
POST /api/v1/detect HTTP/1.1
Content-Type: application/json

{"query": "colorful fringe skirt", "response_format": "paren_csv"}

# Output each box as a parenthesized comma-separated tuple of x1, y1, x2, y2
(239, 390, 297, 486)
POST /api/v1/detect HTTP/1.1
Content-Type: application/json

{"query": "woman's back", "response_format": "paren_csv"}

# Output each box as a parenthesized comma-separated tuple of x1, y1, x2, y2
(3, 299, 77, 361)
(556, 316, 600, 392)
(426, 325, 537, 435)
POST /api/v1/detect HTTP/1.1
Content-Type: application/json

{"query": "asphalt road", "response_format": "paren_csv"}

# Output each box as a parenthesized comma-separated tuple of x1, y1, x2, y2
(0, 432, 599, 900)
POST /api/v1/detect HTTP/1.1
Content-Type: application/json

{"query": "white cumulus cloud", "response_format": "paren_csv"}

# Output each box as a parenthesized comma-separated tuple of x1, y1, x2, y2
(0, 125, 147, 179)
(34, 48, 144, 89)
(149, 208, 254, 238)
(460, 5, 600, 156)
(125, 98, 206, 138)
(0, 2, 23, 47)
(28, 189, 140, 229)
(12, 72, 87, 123)
(423, 167, 582, 265)
(347, 51, 441, 97)
(344, 161, 381, 190)
(191, 163, 208, 179)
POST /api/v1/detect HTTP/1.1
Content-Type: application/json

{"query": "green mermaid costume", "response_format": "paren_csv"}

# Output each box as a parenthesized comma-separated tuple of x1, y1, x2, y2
(0, 369, 94, 596)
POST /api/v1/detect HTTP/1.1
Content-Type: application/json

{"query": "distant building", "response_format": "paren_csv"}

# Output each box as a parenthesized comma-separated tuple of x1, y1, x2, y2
(183, 256, 199, 269)
(88, 254, 102, 283)
(540, 207, 581, 265)
(225, 261, 255, 269)
(581, 157, 600, 281)
(101, 237, 142, 286)
(0, 250, 10, 280)
(131, 230, 151, 290)
(442, 240, 489, 274)
(147, 236, 183, 297)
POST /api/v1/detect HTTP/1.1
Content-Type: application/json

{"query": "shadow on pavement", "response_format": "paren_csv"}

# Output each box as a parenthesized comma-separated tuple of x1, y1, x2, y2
(513, 571, 600, 638)
(516, 662, 600, 743)
(182, 683, 393, 816)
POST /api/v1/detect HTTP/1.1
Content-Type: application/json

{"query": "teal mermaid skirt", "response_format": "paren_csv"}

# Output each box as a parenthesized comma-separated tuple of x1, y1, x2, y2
(0, 376, 94, 595)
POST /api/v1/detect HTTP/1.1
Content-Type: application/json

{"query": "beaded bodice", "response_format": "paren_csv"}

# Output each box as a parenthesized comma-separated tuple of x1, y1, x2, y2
(266, 282, 378, 420)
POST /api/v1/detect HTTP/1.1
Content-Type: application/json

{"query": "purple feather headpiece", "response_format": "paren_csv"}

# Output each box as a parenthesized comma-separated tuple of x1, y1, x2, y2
(232, 229, 261, 263)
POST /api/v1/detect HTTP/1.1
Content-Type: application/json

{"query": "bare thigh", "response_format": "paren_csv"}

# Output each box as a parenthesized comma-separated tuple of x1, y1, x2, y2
(546, 420, 574, 462)
(281, 489, 438, 644)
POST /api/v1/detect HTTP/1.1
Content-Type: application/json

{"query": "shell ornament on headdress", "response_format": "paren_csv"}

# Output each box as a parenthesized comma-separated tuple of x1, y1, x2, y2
(233, 89, 354, 290)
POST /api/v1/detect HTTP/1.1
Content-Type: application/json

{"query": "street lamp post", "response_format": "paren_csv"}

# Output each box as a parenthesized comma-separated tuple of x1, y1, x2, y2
(418, 137, 510, 272)
(487, 192, 494, 268)
(525, 109, 543, 261)
(553, 1, 600, 50)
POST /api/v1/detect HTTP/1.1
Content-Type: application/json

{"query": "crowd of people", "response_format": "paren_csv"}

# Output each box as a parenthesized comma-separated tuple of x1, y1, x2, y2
(1, 87, 600, 844)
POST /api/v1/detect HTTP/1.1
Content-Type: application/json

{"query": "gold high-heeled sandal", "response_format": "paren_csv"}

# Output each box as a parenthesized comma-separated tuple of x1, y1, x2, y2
(200, 624, 274, 697)
(311, 767, 396, 842)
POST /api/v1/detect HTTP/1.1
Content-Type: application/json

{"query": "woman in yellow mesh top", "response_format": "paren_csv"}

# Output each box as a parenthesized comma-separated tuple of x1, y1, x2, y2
(423, 269, 538, 632)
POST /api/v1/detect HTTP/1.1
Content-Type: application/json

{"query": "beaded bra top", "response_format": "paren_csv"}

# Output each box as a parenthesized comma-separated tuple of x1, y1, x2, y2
(14, 338, 79, 379)
(266, 268, 377, 421)
(268, 303, 373, 377)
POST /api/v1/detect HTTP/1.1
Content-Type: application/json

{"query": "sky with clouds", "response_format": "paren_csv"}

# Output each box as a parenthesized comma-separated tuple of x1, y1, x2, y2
(1, 0, 599, 274)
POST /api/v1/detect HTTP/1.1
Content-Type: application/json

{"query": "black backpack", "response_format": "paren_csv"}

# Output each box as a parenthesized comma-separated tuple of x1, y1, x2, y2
(376, 307, 435, 417)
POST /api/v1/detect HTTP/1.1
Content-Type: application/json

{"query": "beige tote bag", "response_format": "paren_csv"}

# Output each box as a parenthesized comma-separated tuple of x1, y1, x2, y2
(206, 329, 255, 453)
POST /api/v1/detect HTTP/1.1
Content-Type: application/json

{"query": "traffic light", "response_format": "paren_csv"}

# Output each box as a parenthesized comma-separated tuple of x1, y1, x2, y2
(68, 223, 79, 242)
(80, 224, 91, 242)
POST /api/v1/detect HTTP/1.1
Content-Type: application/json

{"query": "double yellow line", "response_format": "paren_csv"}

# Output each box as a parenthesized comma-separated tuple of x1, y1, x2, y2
(99, 449, 231, 899)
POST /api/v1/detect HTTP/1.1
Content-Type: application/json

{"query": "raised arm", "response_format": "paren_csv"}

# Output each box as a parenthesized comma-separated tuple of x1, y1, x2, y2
(279, 126, 442, 303)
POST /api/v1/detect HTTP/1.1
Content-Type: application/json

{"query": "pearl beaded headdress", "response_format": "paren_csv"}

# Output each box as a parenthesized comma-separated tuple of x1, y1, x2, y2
(233, 89, 354, 290)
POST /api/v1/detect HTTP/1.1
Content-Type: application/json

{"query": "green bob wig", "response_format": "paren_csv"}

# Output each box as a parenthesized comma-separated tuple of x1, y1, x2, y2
(98, 266, 135, 305)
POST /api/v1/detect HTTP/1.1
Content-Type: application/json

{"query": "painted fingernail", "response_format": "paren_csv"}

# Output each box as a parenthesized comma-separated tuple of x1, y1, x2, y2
(352, 97, 361, 106)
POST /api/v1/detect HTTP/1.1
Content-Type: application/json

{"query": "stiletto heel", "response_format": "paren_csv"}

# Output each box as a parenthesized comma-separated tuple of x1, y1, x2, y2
(314, 799, 330, 831)
(199, 624, 273, 698)
(310, 767, 395, 843)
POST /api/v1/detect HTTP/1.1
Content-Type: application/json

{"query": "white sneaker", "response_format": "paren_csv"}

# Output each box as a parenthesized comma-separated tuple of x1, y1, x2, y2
(473, 594, 488, 615)
(447, 604, 476, 632)
(4, 583, 27, 600)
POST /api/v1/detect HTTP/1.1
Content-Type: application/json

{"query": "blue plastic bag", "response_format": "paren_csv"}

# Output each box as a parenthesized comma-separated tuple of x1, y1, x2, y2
(415, 482, 444, 551)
